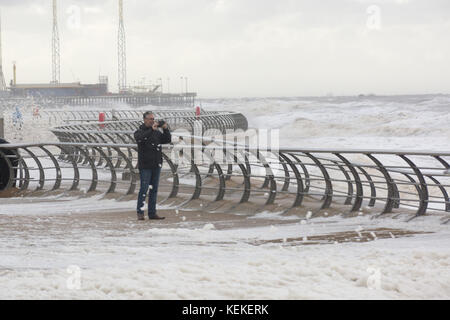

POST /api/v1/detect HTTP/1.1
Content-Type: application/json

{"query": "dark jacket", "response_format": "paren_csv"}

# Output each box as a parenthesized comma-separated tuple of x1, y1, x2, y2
(0, 138, 19, 190)
(134, 124, 171, 170)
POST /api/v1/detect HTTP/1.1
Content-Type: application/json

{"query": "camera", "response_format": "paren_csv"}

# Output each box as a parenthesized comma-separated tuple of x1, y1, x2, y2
(157, 120, 166, 128)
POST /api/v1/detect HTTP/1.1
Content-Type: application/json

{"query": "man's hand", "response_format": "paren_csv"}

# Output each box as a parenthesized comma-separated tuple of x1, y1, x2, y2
(152, 122, 159, 130)
(162, 123, 169, 130)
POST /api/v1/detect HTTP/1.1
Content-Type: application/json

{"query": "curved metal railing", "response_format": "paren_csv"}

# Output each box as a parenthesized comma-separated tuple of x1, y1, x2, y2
(1, 141, 449, 223)
(48, 110, 249, 153)
(43, 109, 249, 133)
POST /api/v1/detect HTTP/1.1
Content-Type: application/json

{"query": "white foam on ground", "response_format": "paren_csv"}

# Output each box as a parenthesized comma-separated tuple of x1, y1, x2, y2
(0, 195, 175, 216)
(0, 214, 448, 299)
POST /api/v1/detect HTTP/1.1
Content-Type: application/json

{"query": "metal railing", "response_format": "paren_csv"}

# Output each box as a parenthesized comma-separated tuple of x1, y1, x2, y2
(43, 109, 249, 133)
(1, 141, 449, 222)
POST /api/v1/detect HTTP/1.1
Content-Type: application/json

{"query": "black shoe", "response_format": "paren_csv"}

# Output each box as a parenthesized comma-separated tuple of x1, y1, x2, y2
(137, 214, 145, 221)
(149, 214, 165, 220)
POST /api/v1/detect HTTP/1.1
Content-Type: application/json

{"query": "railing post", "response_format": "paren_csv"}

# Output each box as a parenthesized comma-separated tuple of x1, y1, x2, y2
(0, 109, 4, 139)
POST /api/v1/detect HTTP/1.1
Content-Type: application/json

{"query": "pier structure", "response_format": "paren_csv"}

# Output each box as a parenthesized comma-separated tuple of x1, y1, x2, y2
(0, 92, 197, 108)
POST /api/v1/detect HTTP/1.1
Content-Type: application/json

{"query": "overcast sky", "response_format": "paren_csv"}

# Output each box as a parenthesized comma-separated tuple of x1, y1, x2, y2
(1, 0, 449, 98)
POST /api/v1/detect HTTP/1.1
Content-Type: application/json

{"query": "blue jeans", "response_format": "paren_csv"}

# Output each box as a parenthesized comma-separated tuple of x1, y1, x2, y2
(137, 167, 161, 217)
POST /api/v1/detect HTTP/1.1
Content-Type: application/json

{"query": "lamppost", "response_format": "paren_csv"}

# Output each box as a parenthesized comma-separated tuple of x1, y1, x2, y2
(157, 78, 163, 93)
(180, 76, 184, 94)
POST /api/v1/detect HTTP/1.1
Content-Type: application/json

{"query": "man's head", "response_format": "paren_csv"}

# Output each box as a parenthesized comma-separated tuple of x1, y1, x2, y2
(143, 111, 155, 128)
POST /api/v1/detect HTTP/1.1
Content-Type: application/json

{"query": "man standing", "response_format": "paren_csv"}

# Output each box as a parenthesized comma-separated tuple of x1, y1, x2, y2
(134, 112, 171, 221)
